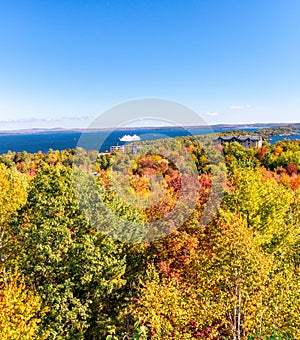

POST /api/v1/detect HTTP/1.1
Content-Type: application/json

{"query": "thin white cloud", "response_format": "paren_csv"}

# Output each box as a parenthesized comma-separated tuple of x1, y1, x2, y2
(230, 104, 251, 110)
(0, 116, 95, 124)
(204, 111, 220, 116)
(0, 116, 96, 131)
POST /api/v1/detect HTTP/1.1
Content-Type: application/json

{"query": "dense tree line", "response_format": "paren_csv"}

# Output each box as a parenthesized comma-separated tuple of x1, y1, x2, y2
(216, 125, 299, 140)
(0, 138, 300, 339)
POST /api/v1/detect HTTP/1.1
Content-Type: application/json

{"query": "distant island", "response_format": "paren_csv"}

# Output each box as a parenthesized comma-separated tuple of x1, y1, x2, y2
(215, 124, 300, 140)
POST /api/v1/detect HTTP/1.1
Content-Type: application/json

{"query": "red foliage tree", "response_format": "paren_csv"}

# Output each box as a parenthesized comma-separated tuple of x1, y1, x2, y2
(286, 163, 298, 176)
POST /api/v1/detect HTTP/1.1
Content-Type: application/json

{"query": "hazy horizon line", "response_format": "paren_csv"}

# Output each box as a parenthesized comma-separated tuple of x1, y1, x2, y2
(0, 121, 299, 134)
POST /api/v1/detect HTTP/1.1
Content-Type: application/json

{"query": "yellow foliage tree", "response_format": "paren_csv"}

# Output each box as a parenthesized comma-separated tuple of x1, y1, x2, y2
(0, 164, 28, 279)
(132, 209, 300, 339)
(0, 270, 45, 339)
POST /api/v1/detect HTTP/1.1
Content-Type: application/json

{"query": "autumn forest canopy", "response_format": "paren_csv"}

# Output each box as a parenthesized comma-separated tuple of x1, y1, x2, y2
(1, 136, 300, 339)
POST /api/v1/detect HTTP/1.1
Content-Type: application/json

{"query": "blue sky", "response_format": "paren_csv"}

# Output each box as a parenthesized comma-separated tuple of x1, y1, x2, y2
(0, 0, 300, 129)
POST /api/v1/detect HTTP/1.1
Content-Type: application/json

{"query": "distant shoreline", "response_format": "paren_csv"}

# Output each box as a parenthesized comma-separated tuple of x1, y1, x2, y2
(0, 122, 299, 136)
(0, 124, 299, 155)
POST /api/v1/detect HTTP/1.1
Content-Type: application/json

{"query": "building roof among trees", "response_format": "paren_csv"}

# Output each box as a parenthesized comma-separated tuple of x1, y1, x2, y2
(216, 135, 262, 141)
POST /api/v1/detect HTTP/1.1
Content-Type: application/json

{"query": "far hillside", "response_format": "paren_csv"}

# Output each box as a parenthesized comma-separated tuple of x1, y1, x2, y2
(216, 125, 299, 140)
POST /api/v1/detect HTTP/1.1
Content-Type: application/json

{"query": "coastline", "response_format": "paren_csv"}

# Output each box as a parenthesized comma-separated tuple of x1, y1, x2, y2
(0, 121, 299, 136)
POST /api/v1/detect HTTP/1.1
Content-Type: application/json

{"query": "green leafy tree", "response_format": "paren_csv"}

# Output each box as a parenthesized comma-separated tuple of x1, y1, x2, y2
(12, 165, 126, 339)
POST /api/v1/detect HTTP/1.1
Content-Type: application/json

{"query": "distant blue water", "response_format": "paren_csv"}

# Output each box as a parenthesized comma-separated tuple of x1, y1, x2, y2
(0, 132, 81, 154)
(268, 135, 300, 143)
(0, 127, 299, 154)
